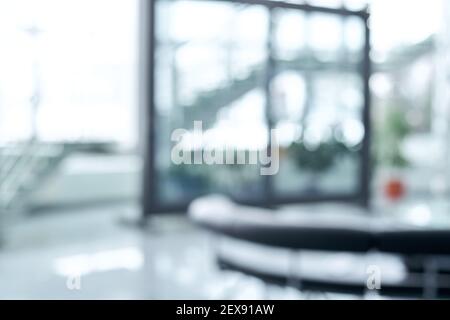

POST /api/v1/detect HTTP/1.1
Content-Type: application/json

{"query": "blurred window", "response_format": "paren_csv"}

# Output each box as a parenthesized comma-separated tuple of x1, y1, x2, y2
(152, 0, 370, 208)
(0, 0, 139, 149)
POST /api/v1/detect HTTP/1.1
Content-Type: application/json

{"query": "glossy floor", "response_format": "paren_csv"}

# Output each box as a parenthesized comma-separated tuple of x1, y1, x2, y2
(0, 204, 314, 299)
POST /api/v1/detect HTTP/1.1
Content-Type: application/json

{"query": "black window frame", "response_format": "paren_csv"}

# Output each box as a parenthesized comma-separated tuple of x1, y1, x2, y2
(142, 0, 371, 215)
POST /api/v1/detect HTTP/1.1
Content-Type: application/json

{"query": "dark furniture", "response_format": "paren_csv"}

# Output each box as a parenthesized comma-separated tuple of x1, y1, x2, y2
(189, 195, 450, 298)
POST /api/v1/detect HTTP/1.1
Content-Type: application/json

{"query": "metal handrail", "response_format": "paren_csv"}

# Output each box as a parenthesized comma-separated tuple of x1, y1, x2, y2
(0, 142, 66, 213)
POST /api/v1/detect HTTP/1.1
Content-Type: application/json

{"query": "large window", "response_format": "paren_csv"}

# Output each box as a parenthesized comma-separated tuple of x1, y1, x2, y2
(0, 0, 140, 212)
(0, 0, 139, 148)
(145, 0, 370, 212)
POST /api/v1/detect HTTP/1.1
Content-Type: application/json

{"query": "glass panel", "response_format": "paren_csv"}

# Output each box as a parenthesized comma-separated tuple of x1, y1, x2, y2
(274, 10, 307, 61)
(155, 0, 269, 205)
(272, 9, 365, 197)
(153, 1, 368, 208)
(0, 0, 139, 148)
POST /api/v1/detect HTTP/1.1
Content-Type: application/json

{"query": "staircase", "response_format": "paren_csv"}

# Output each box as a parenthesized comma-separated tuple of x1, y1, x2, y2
(0, 142, 68, 215)
(0, 141, 116, 216)
(181, 53, 357, 126)
(182, 66, 265, 125)
(181, 39, 433, 127)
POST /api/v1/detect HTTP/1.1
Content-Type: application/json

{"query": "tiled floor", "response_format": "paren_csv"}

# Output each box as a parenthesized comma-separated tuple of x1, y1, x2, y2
(0, 204, 305, 299)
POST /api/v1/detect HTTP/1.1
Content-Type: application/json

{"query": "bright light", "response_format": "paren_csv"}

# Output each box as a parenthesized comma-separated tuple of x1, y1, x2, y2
(370, 73, 393, 97)
(407, 204, 431, 226)
(53, 247, 144, 277)
(370, 0, 443, 52)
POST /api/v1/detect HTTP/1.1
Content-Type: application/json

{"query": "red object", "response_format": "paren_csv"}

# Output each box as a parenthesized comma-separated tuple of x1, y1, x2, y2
(385, 179, 405, 201)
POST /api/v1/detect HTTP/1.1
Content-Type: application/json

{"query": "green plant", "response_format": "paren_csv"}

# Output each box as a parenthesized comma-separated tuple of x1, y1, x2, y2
(288, 141, 350, 173)
(375, 106, 410, 168)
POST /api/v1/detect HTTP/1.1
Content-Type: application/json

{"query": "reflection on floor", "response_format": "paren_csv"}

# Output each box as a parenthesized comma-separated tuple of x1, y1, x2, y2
(0, 204, 359, 300)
